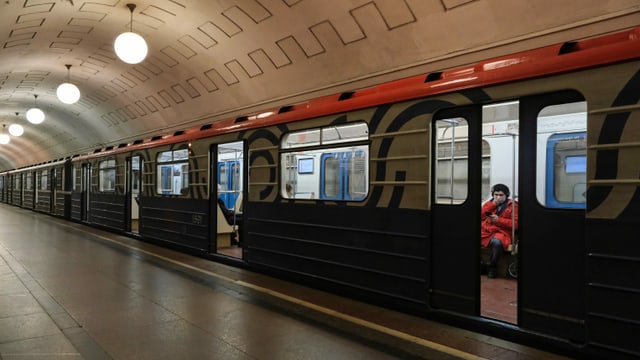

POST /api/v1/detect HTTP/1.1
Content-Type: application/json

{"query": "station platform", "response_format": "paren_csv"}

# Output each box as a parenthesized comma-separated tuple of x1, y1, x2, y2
(0, 204, 572, 359)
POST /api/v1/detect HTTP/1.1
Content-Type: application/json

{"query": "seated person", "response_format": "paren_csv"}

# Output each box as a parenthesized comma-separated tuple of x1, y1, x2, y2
(481, 184, 518, 278)
(217, 197, 243, 245)
(217, 197, 242, 226)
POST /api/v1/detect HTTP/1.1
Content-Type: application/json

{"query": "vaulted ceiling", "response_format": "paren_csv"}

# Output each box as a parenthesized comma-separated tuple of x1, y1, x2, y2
(1, 0, 638, 171)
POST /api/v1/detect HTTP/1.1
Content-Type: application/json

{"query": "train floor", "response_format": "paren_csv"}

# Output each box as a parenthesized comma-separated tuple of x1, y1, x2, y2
(0, 204, 571, 360)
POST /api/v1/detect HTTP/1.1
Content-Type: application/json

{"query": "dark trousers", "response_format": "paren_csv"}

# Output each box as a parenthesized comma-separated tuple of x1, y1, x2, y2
(488, 238, 504, 268)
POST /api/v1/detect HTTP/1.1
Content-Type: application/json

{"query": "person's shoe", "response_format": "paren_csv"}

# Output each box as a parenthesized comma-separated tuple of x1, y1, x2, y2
(487, 269, 497, 278)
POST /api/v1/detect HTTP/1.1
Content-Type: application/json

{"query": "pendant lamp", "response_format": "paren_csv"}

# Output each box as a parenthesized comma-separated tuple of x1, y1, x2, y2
(9, 113, 24, 137)
(0, 125, 9, 145)
(114, 4, 148, 64)
(57, 64, 80, 105)
(26, 94, 45, 124)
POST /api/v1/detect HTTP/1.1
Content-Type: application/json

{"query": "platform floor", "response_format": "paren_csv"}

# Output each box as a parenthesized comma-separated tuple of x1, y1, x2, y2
(0, 204, 572, 360)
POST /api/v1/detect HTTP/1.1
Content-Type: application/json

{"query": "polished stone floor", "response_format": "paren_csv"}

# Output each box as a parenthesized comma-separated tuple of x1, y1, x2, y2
(0, 207, 397, 359)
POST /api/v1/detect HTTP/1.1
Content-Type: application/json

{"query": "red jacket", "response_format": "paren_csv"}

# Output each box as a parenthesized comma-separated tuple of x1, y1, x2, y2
(481, 199, 518, 250)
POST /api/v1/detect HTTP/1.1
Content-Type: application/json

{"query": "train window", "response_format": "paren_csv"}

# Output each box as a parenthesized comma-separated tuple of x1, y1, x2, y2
(99, 159, 116, 192)
(131, 157, 141, 192)
(26, 172, 33, 190)
(298, 158, 314, 174)
(282, 122, 369, 149)
(40, 170, 48, 190)
(281, 122, 369, 200)
(434, 118, 471, 204)
(283, 129, 321, 148)
(156, 149, 189, 195)
(565, 155, 586, 174)
(345, 151, 367, 199)
(535, 102, 587, 208)
(55, 167, 64, 191)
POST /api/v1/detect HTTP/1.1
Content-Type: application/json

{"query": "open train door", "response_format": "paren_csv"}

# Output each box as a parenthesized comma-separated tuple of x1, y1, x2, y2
(430, 105, 482, 315)
(518, 91, 586, 343)
(209, 140, 245, 259)
(126, 156, 142, 233)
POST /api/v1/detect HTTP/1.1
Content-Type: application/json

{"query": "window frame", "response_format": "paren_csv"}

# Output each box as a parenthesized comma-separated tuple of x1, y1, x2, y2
(156, 148, 190, 195)
(280, 122, 369, 201)
(99, 159, 117, 192)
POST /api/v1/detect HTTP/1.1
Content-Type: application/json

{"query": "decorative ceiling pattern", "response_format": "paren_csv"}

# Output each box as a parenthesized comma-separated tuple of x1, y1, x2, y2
(0, 0, 638, 170)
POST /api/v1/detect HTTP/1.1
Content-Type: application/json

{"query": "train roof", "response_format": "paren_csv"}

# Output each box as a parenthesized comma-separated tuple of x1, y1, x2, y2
(1, 157, 73, 174)
(64, 26, 640, 162)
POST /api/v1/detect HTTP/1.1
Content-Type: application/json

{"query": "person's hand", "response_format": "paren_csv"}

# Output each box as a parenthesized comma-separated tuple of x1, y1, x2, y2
(487, 214, 498, 223)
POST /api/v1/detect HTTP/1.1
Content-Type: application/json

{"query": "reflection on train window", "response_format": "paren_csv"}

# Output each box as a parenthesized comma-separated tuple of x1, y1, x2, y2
(157, 149, 189, 195)
(40, 169, 48, 190)
(536, 102, 587, 208)
(281, 122, 369, 200)
(99, 159, 116, 192)
(434, 118, 478, 204)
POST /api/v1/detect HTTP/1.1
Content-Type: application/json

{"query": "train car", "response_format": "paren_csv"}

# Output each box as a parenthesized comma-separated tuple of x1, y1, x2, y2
(4, 26, 640, 359)
(8, 159, 73, 218)
(70, 148, 132, 232)
(69, 130, 245, 255)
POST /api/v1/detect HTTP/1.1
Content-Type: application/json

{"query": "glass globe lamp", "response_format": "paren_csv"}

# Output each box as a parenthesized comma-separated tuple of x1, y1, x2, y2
(27, 107, 45, 124)
(9, 124, 24, 137)
(57, 82, 81, 104)
(114, 31, 148, 64)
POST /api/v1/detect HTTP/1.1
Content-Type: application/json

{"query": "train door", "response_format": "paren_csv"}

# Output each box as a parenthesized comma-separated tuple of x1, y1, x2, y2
(127, 156, 142, 233)
(518, 92, 586, 343)
(25, 172, 33, 209)
(210, 140, 244, 258)
(51, 168, 58, 214)
(431, 93, 587, 342)
(34, 172, 40, 208)
(16, 173, 23, 206)
(430, 106, 483, 316)
(431, 102, 520, 323)
(7, 174, 12, 204)
(81, 163, 91, 221)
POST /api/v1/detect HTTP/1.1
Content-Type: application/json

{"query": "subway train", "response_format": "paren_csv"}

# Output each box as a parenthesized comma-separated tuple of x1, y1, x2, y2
(2, 26, 640, 359)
